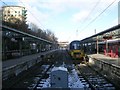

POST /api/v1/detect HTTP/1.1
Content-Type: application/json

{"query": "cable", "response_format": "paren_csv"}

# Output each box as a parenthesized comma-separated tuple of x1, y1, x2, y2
(0, 0, 43, 28)
(0, 0, 46, 30)
(0, 0, 7, 6)
(81, 0, 117, 31)
(76, 0, 101, 39)
(0, 0, 16, 12)
(18, 0, 46, 29)
(80, 0, 101, 26)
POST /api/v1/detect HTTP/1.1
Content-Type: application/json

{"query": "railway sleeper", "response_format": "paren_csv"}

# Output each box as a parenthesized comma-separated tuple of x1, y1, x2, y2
(77, 64, 116, 90)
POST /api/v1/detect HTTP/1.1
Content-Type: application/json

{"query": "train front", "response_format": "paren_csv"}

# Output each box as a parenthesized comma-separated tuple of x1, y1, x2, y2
(69, 40, 85, 64)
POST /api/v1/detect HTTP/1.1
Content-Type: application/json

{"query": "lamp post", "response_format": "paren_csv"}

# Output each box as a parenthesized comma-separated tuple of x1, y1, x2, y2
(97, 36, 99, 54)
(95, 29, 99, 54)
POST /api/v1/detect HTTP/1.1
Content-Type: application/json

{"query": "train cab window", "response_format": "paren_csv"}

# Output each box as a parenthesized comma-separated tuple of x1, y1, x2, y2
(72, 43, 80, 49)
(74, 44, 77, 49)
(74, 52, 81, 55)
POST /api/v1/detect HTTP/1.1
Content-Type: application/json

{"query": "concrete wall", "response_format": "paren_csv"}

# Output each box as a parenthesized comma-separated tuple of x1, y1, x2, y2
(2, 57, 42, 80)
(88, 57, 120, 87)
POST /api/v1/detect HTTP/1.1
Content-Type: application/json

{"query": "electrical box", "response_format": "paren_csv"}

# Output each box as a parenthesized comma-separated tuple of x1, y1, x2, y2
(51, 67, 68, 88)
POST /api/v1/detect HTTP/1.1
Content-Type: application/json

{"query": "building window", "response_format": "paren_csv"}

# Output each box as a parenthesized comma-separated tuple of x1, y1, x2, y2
(8, 10, 10, 13)
(15, 11, 17, 13)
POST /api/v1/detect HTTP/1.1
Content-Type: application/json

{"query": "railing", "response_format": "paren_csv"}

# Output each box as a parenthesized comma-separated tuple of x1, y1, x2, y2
(2, 49, 38, 60)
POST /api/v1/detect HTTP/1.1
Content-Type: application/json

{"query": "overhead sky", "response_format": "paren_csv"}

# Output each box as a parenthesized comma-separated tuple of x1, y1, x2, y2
(1, 0, 119, 42)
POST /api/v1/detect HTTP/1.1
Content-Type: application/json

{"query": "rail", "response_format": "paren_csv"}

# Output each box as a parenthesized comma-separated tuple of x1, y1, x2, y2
(88, 56, 120, 88)
(90, 57, 120, 77)
(77, 64, 116, 90)
(2, 49, 58, 80)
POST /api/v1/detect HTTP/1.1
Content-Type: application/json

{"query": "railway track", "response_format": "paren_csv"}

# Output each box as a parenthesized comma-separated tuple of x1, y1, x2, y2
(27, 50, 117, 90)
(28, 50, 73, 89)
(3, 50, 118, 90)
(76, 64, 116, 90)
(29, 64, 54, 89)
(2, 50, 60, 89)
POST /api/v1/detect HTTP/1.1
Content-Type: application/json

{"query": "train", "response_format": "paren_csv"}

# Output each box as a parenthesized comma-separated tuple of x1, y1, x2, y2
(98, 38, 120, 58)
(69, 40, 88, 64)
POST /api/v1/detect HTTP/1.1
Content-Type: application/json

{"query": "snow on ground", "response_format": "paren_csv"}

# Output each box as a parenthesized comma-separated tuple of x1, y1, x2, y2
(38, 65, 86, 89)
(68, 69, 84, 89)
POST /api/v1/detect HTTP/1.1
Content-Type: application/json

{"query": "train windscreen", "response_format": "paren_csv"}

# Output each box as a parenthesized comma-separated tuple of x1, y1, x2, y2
(70, 41, 81, 50)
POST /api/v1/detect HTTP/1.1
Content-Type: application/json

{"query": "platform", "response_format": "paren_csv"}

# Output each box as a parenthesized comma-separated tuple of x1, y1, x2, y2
(88, 54, 120, 66)
(2, 49, 57, 69)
